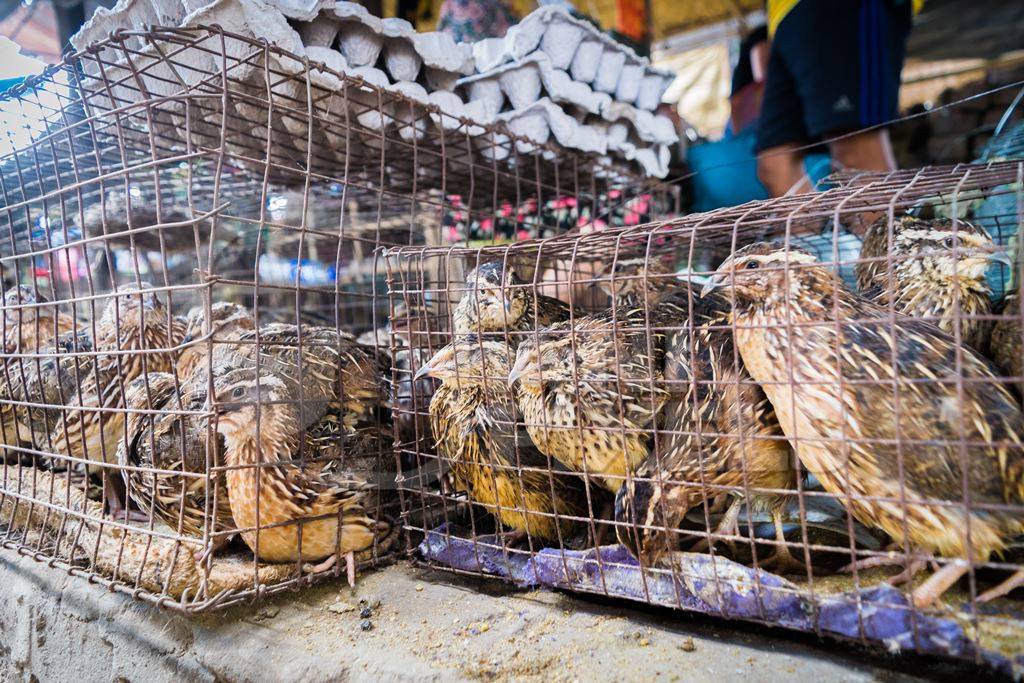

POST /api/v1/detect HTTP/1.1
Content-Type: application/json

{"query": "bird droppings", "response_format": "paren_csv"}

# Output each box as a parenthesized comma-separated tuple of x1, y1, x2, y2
(327, 599, 356, 614)
(252, 606, 280, 622)
(360, 619, 374, 631)
(618, 628, 645, 642)
(359, 596, 383, 611)
(359, 606, 374, 619)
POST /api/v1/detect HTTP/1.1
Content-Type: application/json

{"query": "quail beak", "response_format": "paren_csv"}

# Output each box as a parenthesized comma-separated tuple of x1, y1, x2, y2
(415, 348, 451, 381)
(988, 245, 1014, 269)
(413, 363, 434, 381)
(699, 273, 725, 298)
(507, 354, 530, 387)
(204, 395, 236, 417)
(957, 244, 1013, 274)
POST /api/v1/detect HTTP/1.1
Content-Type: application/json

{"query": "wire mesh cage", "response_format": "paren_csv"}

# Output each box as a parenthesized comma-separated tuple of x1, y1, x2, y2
(0, 24, 673, 612)
(385, 159, 1024, 673)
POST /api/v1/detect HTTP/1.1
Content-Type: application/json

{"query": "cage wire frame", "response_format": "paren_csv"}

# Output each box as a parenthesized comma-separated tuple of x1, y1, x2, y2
(383, 157, 1024, 672)
(0, 24, 674, 613)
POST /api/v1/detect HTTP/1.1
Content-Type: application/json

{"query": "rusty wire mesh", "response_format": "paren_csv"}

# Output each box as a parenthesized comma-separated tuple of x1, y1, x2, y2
(0, 25, 672, 612)
(384, 158, 1024, 672)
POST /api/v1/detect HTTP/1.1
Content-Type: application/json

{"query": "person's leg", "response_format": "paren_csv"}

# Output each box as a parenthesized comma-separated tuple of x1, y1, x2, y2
(758, 143, 813, 197)
(785, 0, 913, 234)
(829, 129, 899, 234)
(828, 0, 911, 233)
(829, 129, 897, 174)
(824, 0, 904, 177)
(754, 26, 810, 198)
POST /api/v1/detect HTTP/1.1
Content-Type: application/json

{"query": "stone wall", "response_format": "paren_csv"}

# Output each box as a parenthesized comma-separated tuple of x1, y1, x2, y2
(892, 65, 1024, 168)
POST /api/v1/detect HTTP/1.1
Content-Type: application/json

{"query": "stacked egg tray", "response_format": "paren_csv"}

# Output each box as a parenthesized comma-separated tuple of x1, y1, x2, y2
(462, 5, 677, 177)
(51, 24, 669, 220)
(69, 0, 676, 183)
(383, 160, 1024, 676)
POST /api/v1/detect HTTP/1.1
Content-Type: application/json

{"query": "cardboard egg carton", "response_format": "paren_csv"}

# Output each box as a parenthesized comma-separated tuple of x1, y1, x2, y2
(69, 0, 671, 178)
(73, 0, 475, 90)
(295, 1, 475, 88)
(471, 5, 674, 112)
(458, 50, 676, 177)
(71, 0, 486, 161)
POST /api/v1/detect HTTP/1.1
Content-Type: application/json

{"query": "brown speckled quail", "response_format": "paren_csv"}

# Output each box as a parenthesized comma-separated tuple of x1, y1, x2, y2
(211, 363, 390, 585)
(707, 242, 1024, 607)
(176, 301, 255, 379)
(509, 308, 668, 494)
(0, 286, 77, 462)
(212, 323, 386, 434)
(20, 284, 184, 516)
(418, 336, 587, 544)
(453, 262, 574, 347)
(856, 215, 1008, 352)
(991, 289, 1023, 392)
(612, 281, 797, 570)
(118, 371, 233, 554)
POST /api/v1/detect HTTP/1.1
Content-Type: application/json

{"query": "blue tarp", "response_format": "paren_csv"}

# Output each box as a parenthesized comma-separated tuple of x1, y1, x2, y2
(420, 526, 1023, 676)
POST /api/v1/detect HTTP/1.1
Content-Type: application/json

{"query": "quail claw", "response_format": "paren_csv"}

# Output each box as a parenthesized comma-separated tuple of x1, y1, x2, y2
(977, 569, 1024, 603)
(758, 511, 805, 575)
(839, 552, 907, 575)
(885, 558, 930, 586)
(910, 561, 969, 609)
(691, 497, 742, 555)
(760, 547, 805, 575)
(303, 554, 338, 575)
(497, 529, 528, 548)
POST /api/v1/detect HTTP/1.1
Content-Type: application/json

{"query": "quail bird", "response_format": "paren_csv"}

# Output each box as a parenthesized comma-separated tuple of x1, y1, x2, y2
(705, 242, 1024, 607)
(856, 215, 1008, 351)
(418, 336, 587, 544)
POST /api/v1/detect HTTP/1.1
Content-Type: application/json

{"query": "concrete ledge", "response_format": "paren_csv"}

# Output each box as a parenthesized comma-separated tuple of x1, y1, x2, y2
(0, 551, 976, 682)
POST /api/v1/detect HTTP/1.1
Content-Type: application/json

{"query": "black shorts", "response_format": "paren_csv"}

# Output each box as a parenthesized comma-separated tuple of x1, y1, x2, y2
(755, 0, 913, 152)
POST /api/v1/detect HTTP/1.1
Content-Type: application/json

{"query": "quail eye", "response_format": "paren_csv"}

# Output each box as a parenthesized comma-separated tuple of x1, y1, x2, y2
(744, 260, 760, 270)
(943, 237, 955, 248)
(230, 386, 246, 399)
